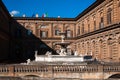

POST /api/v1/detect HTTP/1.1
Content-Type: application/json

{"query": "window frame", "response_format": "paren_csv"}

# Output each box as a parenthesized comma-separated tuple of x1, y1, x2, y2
(107, 8, 112, 24)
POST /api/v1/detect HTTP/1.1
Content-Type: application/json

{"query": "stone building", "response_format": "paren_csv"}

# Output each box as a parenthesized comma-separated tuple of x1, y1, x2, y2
(0, 0, 11, 62)
(0, 0, 55, 63)
(14, 0, 120, 62)
(0, 0, 120, 63)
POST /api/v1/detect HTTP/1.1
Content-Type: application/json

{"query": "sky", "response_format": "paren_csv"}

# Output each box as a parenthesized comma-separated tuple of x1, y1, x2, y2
(2, 0, 96, 18)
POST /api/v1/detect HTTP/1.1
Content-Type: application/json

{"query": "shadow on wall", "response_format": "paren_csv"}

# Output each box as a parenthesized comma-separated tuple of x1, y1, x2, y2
(0, 0, 57, 64)
(8, 19, 57, 64)
(0, 0, 11, 63)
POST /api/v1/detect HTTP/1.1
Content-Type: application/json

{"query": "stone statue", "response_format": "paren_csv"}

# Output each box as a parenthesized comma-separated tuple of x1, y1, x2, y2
(45, 51, 52, 56)
(74, 50, 78, 56)
(59, 48, 66, 56)
(27, 59, 30, 64)
(35, 50, 38, 58)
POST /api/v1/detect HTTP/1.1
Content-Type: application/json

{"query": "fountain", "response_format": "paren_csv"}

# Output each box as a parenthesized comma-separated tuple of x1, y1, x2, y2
(54, 32, 71, 56)
(34, 32, 93, 63)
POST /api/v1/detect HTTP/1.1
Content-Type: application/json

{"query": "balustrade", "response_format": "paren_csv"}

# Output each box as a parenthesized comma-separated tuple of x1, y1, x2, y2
(14, 65, 50, 73)
(103, 65, 120, 72)
(0, 65, 9, 73)
(0, 64, 119, 74)
(52, 65, 99, 73)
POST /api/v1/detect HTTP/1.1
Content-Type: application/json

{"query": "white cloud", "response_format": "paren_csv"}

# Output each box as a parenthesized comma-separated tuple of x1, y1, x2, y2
(10, 10, 20, 16)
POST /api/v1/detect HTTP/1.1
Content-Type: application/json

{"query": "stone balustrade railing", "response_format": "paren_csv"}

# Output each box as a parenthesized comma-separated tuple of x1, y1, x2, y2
(103, 65, 120, 72)
(0, 64, 119, 74)
(0, 65, 9, 73)
(14, 65, 50, 73)
(52, 65, 99, 72)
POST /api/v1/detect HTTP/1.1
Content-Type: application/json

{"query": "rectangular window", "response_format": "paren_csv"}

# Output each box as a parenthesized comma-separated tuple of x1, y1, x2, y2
(27, 29, 32, 36)
(55, 29, 60, 35)
(67, 30, 71, 38)
(77, 28, 80, 35)
(99, 17, 104, 28)
(101, 22, 104, 28)
(82, 23, 84, 34)
(41, 31, 47, 38)
(88, 24, 90, 32)
(94, 21, 96, 30)
(107, 12, 112, 24)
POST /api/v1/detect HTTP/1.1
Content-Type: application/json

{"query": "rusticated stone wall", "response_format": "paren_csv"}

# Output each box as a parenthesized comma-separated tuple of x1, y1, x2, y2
(73, 26, 120, 62)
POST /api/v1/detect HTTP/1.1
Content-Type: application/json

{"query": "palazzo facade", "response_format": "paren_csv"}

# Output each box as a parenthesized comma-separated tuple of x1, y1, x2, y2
(14, 0, 120, 62)
(0, 0, 120, 62)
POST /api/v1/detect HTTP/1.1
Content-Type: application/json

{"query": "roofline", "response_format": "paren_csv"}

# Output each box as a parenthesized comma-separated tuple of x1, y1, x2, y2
(13, 0, 105, 21)
(75, 0, 105, 20)
(13, 17, 76, 21)
(0, 0, 11, 19)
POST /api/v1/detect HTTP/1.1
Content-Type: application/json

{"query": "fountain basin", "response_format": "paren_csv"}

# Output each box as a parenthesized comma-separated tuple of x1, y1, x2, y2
(35, 55, 92, 62)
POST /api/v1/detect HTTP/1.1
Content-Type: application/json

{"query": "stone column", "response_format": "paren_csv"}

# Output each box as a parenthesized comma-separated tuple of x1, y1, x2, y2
(118, 35, 120, 63)
(78, 42, 80, 54)
(117, 0, 120, 22)
(51, 23, 53, 37)
(115, 34, 120, 62)
(80, 42, 83, 55)
(36, 23, 40, 37)
(63, 23, 65, 32)
(118, 37, 120, 63)
(74, 24, 76, 37)
(113, 0, 118, 23)
(106, 38, 111, 62)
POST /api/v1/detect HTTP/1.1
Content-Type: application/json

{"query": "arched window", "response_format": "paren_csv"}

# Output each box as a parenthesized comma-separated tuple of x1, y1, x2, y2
(40, 31, 48, 38)
(118, 0, 120, 7)
(93, 16, 96, 30)
(88, 24, 90, 32)
(107, 8, 112, 24)
(66, 29, 72, 38)
(94, 21, 96, 30)
(99, 17, 104, 28)
(55, 28, 60, 36)
(87, 19, 90, 32)
(82, 22, 84, 34)
(77, 26, 80, 35)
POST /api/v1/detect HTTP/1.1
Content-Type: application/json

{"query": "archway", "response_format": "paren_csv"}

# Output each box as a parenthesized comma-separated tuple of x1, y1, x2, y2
(108, 74, 120, 79)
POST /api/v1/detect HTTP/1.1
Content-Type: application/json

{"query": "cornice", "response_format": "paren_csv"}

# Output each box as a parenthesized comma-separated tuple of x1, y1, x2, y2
(76, 23, 120, 39)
